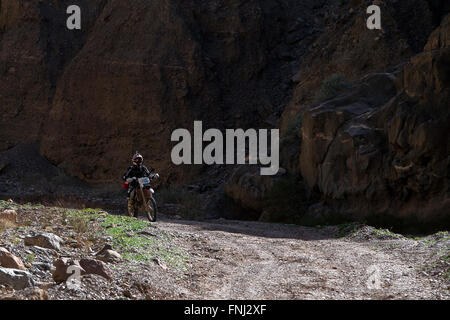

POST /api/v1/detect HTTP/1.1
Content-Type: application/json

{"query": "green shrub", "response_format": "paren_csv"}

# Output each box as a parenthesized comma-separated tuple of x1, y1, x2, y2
(314, 73, 351, 104)
(283, 114, 303, 137)
(25, 253, 35, 263)
(99, 214, 189, 269)
(337, 222, 362, 238)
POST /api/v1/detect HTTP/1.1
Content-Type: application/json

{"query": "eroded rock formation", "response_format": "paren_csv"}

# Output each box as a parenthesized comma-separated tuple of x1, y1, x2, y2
(1, 0, 318, 183)
(0, 0, 448, 229)
(280, 13, 450, 230)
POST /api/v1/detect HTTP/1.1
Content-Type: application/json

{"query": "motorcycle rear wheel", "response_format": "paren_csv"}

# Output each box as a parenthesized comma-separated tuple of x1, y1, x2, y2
(145, 197, 157, 222)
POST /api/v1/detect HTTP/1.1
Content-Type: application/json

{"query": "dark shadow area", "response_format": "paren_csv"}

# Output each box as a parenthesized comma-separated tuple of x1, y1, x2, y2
(1, 145, 447, 240)
(153, 213, 340, 241)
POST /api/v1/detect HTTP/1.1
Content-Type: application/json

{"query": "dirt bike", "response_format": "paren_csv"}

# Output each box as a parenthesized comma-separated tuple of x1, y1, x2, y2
(126, 172, 159, 222)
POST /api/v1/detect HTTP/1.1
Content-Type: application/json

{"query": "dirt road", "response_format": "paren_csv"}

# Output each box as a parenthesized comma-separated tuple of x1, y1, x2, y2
(152, 217, 449, 300)
(1, 201, 448, 300)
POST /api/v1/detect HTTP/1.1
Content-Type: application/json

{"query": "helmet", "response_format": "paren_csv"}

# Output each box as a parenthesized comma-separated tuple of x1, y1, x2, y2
(132, 152, 143, 165)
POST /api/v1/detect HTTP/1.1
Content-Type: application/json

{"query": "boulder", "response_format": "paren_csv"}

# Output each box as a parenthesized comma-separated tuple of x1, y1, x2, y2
(79, 258, 112, 281)
(51, 257, 112, 283)
(24, 233, 63, 251)
(224, 166, 275, 214)
(95, 245, 122, 263)
(0, 209, 17, 223)
(0, 266, 34, 290)
(0, 247, 25, 270)
(51, 258, 85, 284)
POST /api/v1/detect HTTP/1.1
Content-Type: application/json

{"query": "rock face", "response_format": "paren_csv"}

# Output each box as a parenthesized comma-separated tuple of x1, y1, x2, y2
(24, 233, 63, 251)
(0, 266, 34, 290)
(0, 1, 448, 229)
(280, 0, 440, 132)
(211, 1, 449, 230)
(0, 0, 105, 148)
(1, 0, 320, 183)
(284, 14, 450, 230)
(224, 166, 275, 214)
(299, 73, 398, 196)
(0, 247, 25, 270)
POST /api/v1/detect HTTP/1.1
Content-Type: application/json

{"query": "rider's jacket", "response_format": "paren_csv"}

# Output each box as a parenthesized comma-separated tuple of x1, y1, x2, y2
(122, 164, 151, 181)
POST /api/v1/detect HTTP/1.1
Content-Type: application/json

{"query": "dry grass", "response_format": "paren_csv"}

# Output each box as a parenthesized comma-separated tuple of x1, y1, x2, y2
(0, 218, 17, 232)
(61, 209, 90, 234)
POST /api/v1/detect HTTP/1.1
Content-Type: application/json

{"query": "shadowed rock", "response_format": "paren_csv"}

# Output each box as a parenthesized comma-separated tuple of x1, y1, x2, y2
(0, 247, 25, 270)
(52, 258, 85, 283)
(0, 266, 34, 290)
(25, 233, 64, 251)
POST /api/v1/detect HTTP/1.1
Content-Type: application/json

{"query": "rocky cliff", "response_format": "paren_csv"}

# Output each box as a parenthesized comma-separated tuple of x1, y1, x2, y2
(0, 0, 448, 230)
(223, 1, 449, 231)
(1, 0, 322, 183)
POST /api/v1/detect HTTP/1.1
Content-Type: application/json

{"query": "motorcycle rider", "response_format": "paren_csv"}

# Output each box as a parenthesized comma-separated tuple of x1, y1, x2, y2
(122, 152, 152, 206)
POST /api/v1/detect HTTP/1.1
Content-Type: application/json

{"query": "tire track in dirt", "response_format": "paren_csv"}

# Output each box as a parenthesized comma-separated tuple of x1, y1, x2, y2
(151, 217, 448, 300)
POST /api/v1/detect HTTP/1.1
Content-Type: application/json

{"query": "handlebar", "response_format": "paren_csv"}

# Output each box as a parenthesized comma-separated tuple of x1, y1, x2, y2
(126, 173, 159, 183)
(150, 173, 160, 179)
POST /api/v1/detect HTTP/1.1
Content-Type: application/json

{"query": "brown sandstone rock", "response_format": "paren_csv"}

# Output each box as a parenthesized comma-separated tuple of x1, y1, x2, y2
(284, 14, 450, 229)
(79, 258, 112, 281)
(52, 257, 112, 283)
(52, 258, 85, 283)
(281, 0, 437, 133)
(224, 166, 276, 218)
(95, 244, 122, 263)
(0, 247, 25, 270)
(0, 0, 320, 184)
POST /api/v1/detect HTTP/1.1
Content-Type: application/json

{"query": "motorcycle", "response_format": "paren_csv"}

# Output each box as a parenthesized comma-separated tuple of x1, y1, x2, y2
(125, 171, 159, 222)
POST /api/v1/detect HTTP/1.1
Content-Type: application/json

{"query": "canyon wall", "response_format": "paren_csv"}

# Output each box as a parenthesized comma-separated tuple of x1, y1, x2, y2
(0, 0, 448, 229)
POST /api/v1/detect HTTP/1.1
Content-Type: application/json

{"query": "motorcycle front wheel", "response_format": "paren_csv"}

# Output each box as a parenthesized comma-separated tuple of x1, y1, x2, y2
(145, 197, 157, 222)
(127, 198, 139, 218)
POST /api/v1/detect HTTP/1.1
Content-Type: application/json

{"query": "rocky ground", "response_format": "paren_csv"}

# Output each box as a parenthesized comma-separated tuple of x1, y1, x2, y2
(0, 200, 448, 300)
